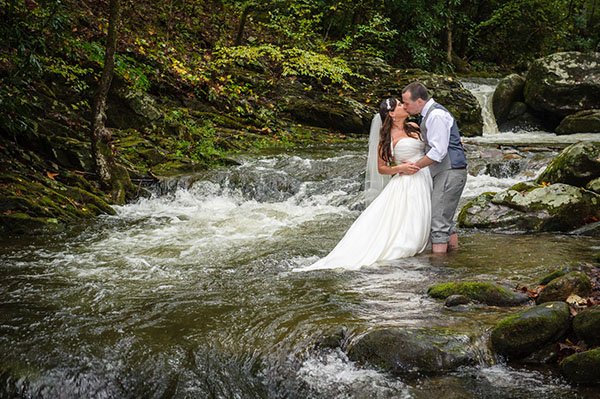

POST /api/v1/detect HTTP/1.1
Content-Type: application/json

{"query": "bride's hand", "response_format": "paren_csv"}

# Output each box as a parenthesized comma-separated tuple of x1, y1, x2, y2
(399, 161, 420, 175)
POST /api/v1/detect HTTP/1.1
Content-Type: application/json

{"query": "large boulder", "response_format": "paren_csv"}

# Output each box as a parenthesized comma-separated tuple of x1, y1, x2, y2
(523, 52, 600, 127)
(458, 182, 600, 232)
(280, 95, 373, 134)
(107, 89, 162, 130)
(536, 271, 592, 304)
(535, 141, 600, 187)
(560, 348, 600, 385)
(427, 282, 530, 306)
(490, 301, 570, 359)
(492, 74, 526, 125)
(347, 328, 479, 375)
(556, 109, 600, 135)
(573, 305, 600, 345)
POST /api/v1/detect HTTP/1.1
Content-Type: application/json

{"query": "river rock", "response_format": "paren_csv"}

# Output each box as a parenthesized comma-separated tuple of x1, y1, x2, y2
(347, 328, 478, 375)
(445, 294, 470, 307)
(458, 182, 600, 232)
(492, 74, 525, 125)
(523, 51, 600, 127)
(537, 271, 592, 304)
(556, 109, 600, 135)
(428, 282, 530, 306)
(281, 95, 373, 134)
(536, 141, 600, 187)
(539, 269, 566, 285)
(573, 306, 600, 346)
(560, 348, 600, 385)
(569, 221, 600, 237)
(490, 301, 570, 359)
(107, 89, 162, 129)
(587, 177, 600, 194)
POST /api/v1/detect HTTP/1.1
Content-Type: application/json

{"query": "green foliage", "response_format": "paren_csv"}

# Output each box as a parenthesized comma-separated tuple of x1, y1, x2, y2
(214, 44, 362, 90)
(76, 41, 152, 91)
(474, 0, 586, 66)
(331, 13, 397, 58)
(164, 109, 225, 161)
(43, 56, 94, 93)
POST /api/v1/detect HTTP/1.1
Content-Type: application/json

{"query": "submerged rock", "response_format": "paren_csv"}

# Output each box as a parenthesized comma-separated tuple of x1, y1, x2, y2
(428, 282, 530, 306)
(560, 347, 600, 385)
(537, 272, 592, 304)
(573, 306, 600, 346)
(347, 327, 479, 376)
(490, 301, 570, 359)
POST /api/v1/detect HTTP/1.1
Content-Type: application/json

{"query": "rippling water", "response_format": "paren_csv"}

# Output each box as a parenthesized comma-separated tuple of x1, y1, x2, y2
(1, 82, 600, 398)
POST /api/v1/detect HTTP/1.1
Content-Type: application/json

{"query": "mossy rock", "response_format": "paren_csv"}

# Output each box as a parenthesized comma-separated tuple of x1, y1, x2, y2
(347, 327, 479, 376)
(560, 348, 600, 385)
(427, 282, 530, 306)
(573, 306, 600, 346)
(535, 141, 600, 187)
(280, 96, 373, 134)
(492, 74, 525, 125)
(459, 183, 600, 232)
(523, 51, 600, 127)
(0, 213, 62, 235)
(587, 177, 600, 194)
(539, 269, 566, 285)
(537, 271, 592, 304)
(556, 109, 600, 135)
(491, 301, 570, 359)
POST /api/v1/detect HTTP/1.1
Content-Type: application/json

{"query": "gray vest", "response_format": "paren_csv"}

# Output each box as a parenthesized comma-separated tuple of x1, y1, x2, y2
(420, 102, 467, 177)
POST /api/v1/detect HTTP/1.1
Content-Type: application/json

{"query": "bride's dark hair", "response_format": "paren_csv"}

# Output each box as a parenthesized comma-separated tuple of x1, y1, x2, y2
(378, 97, 420, 164)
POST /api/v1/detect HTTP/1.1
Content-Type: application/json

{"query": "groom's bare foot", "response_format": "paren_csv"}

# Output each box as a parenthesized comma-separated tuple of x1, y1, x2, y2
(432, 243, 448, 253)
(448, 234, 459, 251)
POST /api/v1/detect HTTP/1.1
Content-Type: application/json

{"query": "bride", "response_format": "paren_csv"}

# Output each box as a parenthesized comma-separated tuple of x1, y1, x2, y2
(296, 97, 432, 271)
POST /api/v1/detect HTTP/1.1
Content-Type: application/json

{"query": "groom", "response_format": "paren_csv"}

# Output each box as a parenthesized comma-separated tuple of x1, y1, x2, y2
(401, 82, 467, 254)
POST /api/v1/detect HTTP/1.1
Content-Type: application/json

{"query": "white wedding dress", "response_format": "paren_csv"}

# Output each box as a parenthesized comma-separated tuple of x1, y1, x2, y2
(297, 138, 432, 271)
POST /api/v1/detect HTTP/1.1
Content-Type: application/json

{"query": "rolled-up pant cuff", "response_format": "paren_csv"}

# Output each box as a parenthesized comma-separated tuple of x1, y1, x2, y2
(431, 232, 450, 244)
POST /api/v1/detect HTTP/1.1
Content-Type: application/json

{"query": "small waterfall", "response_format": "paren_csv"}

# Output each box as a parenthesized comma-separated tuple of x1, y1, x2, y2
(460, 78, 500, 135)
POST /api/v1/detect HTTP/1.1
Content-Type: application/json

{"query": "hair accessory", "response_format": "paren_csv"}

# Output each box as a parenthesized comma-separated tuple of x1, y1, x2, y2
(386, 99, 392, 111)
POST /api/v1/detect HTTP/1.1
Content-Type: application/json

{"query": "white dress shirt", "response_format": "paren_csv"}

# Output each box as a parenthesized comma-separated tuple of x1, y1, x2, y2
(421, 99, 454, 163)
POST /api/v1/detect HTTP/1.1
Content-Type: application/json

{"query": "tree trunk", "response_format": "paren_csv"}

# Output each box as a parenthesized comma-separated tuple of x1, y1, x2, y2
(90, 0, 132, 204)
(446, 23, 453, 64)
(235, 4, 252, 46)
(446, 8, 454, 65)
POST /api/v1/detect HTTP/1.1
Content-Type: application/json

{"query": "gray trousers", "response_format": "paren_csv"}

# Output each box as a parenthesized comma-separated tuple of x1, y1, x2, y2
(430, 168, 467, 244)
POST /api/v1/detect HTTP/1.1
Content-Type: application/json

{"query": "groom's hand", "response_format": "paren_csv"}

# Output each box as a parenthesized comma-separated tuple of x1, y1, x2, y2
(401, 161, 420, 175)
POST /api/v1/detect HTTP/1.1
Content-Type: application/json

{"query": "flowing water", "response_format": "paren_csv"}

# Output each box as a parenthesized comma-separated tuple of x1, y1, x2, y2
(2, 80, 600, 398)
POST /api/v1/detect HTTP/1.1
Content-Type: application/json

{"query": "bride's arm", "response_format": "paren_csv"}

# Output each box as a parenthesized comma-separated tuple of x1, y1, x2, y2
(377, 154, 420, 175)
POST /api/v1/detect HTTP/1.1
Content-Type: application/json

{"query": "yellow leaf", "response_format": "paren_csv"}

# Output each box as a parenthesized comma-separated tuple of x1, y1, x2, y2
(46, 171, 59, 180)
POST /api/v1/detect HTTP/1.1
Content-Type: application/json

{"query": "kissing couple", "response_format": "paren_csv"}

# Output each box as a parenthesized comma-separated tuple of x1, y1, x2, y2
(296, 82, 468, 271)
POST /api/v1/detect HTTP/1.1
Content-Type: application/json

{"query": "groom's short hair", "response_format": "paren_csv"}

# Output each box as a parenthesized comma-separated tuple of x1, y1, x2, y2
(403, 82, 430, 102)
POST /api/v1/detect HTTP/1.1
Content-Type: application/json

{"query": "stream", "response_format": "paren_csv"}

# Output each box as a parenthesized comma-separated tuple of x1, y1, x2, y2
(1, 79, 600, 398)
